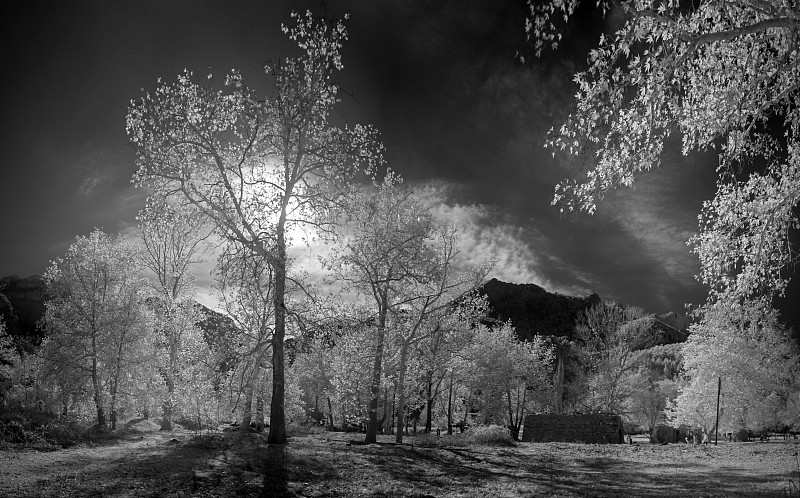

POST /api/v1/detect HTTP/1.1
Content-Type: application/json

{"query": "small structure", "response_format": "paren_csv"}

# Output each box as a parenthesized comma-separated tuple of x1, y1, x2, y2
(650, 425, 679, 444)
(521, 414, 624, 444)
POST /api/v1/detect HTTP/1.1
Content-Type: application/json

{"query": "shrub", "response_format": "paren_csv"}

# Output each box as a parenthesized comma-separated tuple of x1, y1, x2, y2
(289, 423, 326, 437)
(412, 426, 513, 448)
(0, 411, 94, 450)
(467, 425, 513, 445)
(0, 419, 28, 444)
(411, 433, 441, 448)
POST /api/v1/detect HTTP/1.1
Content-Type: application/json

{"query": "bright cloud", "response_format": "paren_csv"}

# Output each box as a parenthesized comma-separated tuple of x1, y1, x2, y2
(412, 182, 590, 297)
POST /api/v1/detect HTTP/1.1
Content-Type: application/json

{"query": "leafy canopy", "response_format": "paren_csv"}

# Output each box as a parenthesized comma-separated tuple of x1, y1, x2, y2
(528, 0, 800, 304)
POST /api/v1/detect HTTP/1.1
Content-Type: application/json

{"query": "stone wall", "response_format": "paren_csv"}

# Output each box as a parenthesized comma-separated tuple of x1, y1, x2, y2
(521, 414, 624, 444)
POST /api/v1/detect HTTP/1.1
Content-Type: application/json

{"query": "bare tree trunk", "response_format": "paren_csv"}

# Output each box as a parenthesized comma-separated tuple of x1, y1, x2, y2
(162, 317, 179, 430)
(461, 391, 471, 429)
(326, 396, 334, 428)
(553, 352, 565, 414)
(256, 394, 265, 432)
(366, 304, 387, 444)
(241, 383, 254, 432)
(91, 334, 106, 430)
(425, 375, 434, 433)
(395, 343, 409, 443)
(61, 391, 69, 417)
(447, 371, 454, 436)
(507, 389, 514, 430)
(268, 245, 287, 444)
(517, 387, 527, 438)
(161, 376, 174, 430)
(390, 386, 396, 435)
(378, 387, 388, 434)
(110, 379, 118, 431)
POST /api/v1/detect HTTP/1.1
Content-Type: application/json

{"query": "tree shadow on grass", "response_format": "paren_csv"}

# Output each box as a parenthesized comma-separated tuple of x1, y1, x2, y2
(325, 442, 794, 497)
(519, 453, 789, 497)
(20, 435, 219, 497)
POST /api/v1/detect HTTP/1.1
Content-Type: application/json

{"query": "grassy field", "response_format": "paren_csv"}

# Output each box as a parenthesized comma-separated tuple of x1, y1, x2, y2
(1, 426, 798, 497)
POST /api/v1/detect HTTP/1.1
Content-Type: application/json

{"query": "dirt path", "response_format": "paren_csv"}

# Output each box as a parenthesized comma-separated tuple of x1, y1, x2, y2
(0, 431, 229, 497)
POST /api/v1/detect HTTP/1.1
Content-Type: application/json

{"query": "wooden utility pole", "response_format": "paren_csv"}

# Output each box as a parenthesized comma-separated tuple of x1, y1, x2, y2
(715, 376, 721, 446)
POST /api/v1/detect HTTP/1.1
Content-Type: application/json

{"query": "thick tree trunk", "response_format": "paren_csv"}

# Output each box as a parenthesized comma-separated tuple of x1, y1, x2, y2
(447, 372, 454, 436)
(365, 304, 387, 444)
(378, 387, 388, 434)
(326, 396, 334, 428)
(268, 246, 287, 444)
(425, 376, 434, 433)
(161, 376, 174, 430)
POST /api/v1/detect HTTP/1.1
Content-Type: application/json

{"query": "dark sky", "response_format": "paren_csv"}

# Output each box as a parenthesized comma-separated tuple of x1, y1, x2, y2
(0, 0, 728, 317)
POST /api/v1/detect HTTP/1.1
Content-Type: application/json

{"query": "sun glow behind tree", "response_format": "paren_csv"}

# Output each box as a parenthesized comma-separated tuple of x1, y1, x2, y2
(127, 11, 385, 444)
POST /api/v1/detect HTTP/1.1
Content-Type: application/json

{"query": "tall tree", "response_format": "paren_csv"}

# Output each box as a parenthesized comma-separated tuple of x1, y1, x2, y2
(390, 290, 487, 444)
(214, 242, 275, 432)
(127, 11, 384, 444)
(326, 179, 490, 443)
(43, 229, 147, 429)
(139, 201, 207, 430)
(324, 179, 426, 443)
(415, 308, 477, 434)
(574, 301, 651, 415)
(0, 318, 16, 410)
(668, 301, 799, 434)
(464, 323, 554, 435)
(527, 0, 800, 308)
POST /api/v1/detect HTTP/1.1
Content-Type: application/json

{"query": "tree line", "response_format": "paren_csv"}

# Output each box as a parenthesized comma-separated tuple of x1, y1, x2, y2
(3, 2, 800, 445)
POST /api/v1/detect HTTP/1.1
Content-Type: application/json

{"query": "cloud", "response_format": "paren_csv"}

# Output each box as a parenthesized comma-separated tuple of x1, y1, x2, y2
(412, 182, 591, 297)
(73, 147, 121, 198)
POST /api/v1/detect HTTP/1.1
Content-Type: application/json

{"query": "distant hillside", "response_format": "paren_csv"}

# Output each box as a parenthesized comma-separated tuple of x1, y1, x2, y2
(0, 275, 48, 347)
(478, 278, 600, 341)
(478, 278, 688, 346)
(1, 273, 689, 352)
(0, 274, 238, 349)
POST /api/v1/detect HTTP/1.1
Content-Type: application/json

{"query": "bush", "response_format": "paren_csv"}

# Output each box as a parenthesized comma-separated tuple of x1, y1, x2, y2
(125, 418, 160, 432)
(0, 411, 91, 450)
(176, 415, 202, 431)
(289, 423, 326, 436)
(0, 419, 28, 444)
(411, 433, 441, 448)
(467, 425, 514, 445)
(412, 426, 513, 448)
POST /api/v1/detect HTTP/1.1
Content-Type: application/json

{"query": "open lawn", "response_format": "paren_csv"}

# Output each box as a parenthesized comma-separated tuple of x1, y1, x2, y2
(1, 427, 798, 497)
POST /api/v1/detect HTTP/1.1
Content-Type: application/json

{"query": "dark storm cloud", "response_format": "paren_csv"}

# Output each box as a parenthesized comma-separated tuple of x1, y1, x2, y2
(0, 0, 719, 316)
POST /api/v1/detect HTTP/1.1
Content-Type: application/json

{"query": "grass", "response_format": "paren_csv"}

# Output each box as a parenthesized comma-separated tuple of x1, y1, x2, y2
(1, 424, 798, 497)
(267, 433, 799, 497)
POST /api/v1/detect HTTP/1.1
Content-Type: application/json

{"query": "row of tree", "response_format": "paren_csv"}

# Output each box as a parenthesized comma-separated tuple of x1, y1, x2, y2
(5, 2, 800, 445)
(2, 219, 797, 439)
